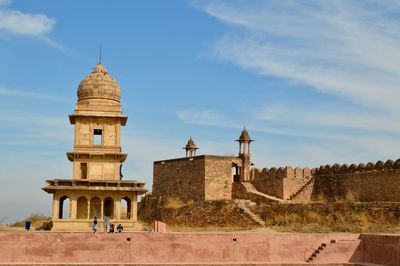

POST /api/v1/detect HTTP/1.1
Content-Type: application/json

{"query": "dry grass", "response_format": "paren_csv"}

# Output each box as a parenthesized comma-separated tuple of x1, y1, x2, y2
(265, 209, 400, 233)
(163, 197, 196, 209)
(10, 214, 50, 228)
(345, 190, 359, 202)
(315, 193, 326, 202)
(164, 197, 185, 209)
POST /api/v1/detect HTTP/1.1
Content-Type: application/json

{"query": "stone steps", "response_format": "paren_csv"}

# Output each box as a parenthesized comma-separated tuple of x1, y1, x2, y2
(306, 240, 335, 263)
(241, 182, 286, 203)
(287, 176, 315, 202)
(234, 199, 265, 226)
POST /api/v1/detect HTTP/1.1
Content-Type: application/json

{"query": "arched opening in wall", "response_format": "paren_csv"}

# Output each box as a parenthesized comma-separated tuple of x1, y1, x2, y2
(90, 197, 101, 219)
(77, 196, 88, 219)
(232, 164, 240, 182)
(59, 196, 70, 219)
(103, 197, 114, 219)
(120, 197, 131, 219)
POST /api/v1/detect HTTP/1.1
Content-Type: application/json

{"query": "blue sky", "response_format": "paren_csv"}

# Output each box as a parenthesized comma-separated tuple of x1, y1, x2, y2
(1, 0, 400, 223)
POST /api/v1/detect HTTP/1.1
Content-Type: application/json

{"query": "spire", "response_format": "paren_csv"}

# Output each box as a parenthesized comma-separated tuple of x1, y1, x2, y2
(99, 43, 102, 64)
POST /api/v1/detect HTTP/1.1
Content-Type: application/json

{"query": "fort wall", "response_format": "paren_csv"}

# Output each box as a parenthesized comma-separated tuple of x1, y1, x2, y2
(249, 159, 400, 202)
(312, 159, 400, 202)
(204, 156, 239, 201)
(250, 167, 312, 200)
(153, 155, 239, 202)
(153, 156, 206, 202)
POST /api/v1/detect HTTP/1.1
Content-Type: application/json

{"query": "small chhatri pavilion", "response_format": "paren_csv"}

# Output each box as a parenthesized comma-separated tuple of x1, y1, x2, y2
(43, 63, 147, 231)
(183, 136, 198, 157)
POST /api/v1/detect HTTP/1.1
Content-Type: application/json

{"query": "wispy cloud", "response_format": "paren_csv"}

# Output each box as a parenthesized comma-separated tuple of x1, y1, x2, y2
(0, 0, 65, 52)
(0, 87, 67, 101)
(198, 1, 400, 110)
(0, 1, 54, 36)
(196, 0, 400, 146)
(177, 109, 228, 126)
(0, 110, 71, 146)
(254, 104, 400, 134)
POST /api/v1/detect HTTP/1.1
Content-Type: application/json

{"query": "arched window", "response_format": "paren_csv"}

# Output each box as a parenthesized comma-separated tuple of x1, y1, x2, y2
(104, 197, 114, 219)
(77, 196, 88, 219)
(121, 197, 131, 219)
(90, 197, 101, 219)
(59, 195, 70, 219)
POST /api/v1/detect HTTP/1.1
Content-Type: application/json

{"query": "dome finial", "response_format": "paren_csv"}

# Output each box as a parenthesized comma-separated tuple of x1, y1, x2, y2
(99, 43, 102, 65)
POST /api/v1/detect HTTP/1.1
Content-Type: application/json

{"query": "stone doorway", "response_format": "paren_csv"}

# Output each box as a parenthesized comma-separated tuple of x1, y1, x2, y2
(104, 197, 114, 218)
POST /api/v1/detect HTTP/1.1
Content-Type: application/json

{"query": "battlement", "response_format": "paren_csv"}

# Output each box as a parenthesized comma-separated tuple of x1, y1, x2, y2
(251, 166, 312, 180)
(314, 159, 400, 175)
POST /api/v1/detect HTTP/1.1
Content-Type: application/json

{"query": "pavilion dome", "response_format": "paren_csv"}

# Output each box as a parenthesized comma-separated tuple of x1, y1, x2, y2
(77, 63, 121, 102)
(237, 127, 253, 142)
(184, 137, 198, 150)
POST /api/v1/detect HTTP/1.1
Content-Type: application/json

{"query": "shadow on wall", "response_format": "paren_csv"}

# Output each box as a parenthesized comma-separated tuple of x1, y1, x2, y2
(349, 234, 400, 266)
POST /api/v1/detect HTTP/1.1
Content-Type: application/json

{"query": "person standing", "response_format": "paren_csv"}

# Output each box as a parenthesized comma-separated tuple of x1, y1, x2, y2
(92, 217, 98, 234)
(104, 216, 109, 233)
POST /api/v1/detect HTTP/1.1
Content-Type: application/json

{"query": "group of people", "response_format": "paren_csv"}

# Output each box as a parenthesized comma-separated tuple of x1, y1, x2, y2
(92, 216, 123, 234)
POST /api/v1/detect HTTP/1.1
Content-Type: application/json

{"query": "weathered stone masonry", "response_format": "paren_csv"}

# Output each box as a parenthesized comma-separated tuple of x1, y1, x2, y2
(153, 155, 242, 202)
(152, 127, 400, 204)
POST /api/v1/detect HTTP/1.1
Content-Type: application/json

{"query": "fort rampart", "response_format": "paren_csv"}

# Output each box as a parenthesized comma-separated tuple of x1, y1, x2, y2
(251, 167, 313, 200)
(250, 159, 400, 202)
(312, 159, 400, 202)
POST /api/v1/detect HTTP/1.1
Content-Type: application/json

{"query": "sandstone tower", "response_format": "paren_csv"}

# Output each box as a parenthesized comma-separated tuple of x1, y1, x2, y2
(236, 127, 253, 182)
(152, 129, 253, 202)
(43, 63, 147, 231)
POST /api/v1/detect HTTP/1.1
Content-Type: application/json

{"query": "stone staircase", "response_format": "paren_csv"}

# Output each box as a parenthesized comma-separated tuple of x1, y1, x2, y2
(306, 239, 336, 263)
(234, 199, 265, 226)
(286, 176, 315, 202)
(241, 182, 286, 203)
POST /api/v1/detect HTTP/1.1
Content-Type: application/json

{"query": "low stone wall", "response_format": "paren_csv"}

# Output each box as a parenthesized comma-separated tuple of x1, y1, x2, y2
(138, 197, 256, 227)
(0, 232, 399, 265)
(360, 234, 400, 265)
(252, 202, 400, 225)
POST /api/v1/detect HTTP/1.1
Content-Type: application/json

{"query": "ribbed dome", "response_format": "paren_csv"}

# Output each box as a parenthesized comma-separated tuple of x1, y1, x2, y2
(77, 64, 121, 102)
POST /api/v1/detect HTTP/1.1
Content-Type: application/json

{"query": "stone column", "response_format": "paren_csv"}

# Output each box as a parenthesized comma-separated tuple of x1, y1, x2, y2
(87, 199, 90, 219)
(100, 200, 104, 219)
(70, 197, 77, 219)
(52, 194, 59, 220)
(131, 195, 137, 222)
(115, 198, 121, 219)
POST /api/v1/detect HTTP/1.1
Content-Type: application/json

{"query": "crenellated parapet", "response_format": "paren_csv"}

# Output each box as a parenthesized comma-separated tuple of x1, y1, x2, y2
(314, 159, 400, 175)
(251, 166, 312, 180)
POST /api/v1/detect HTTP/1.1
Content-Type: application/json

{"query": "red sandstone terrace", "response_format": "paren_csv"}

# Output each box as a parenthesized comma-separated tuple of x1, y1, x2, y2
(0, 232, 399, 265)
